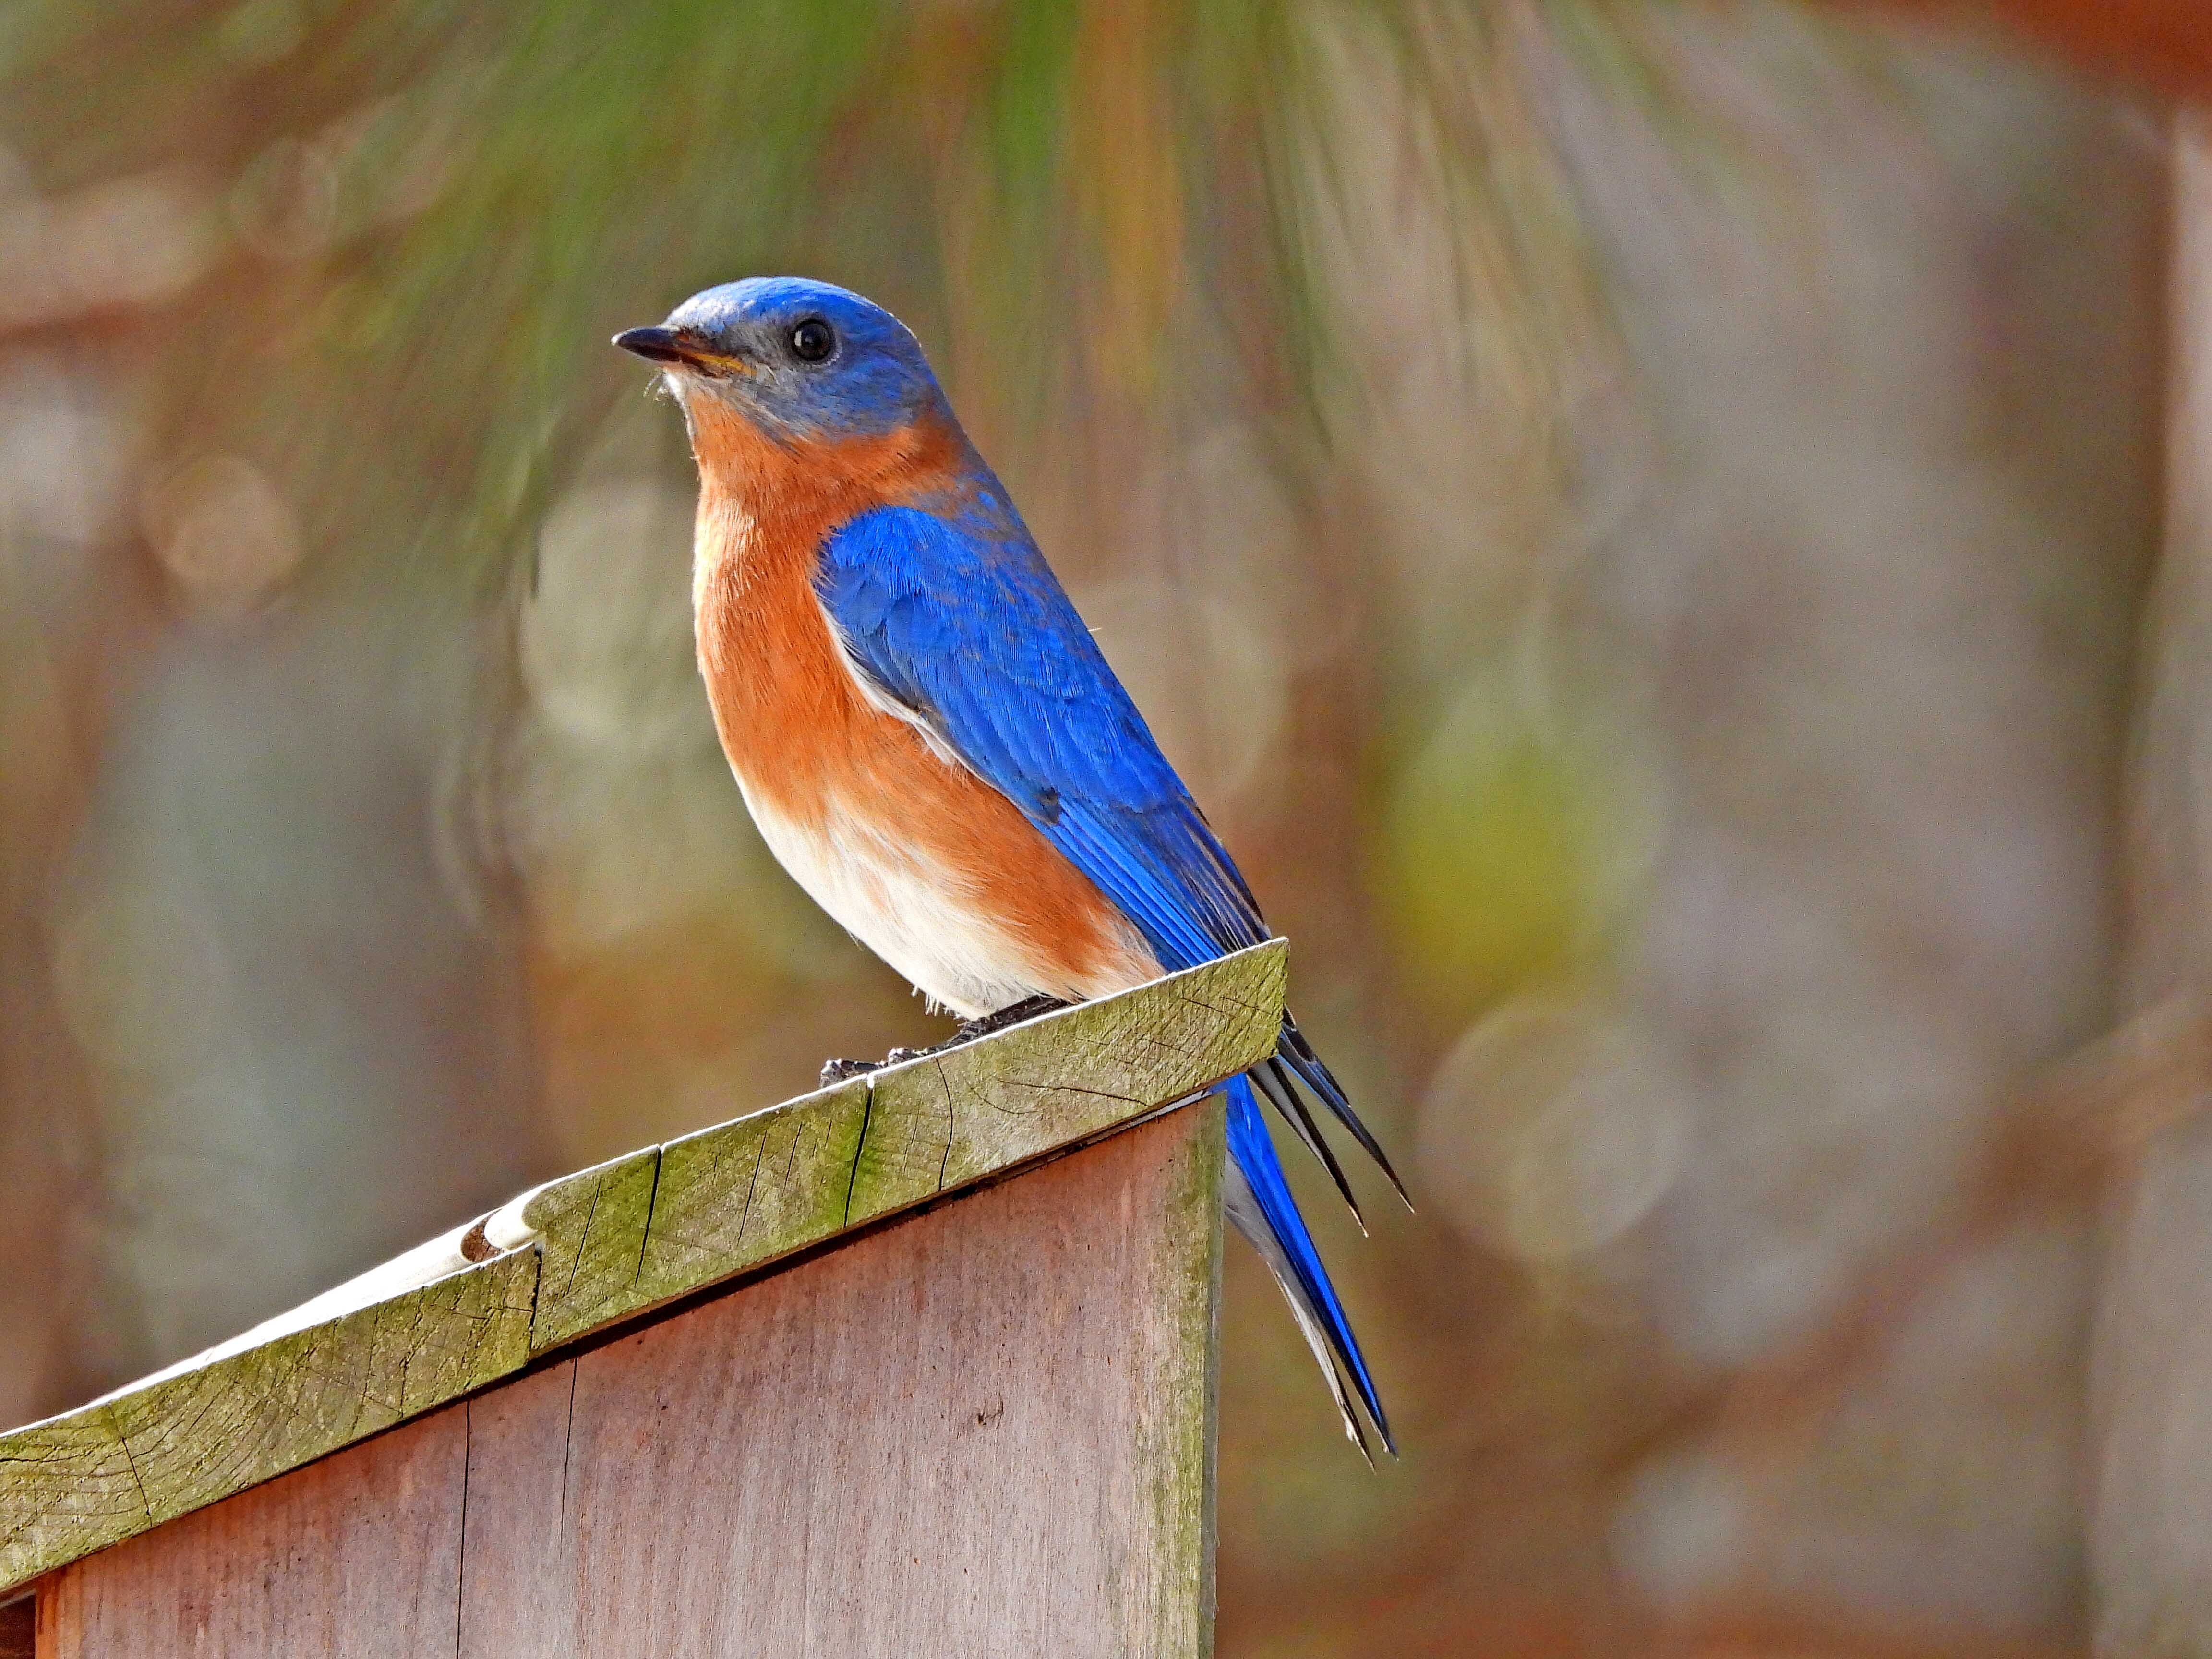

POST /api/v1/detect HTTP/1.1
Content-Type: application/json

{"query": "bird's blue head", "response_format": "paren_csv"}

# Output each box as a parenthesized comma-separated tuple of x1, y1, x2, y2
(614, 278, 946, 445)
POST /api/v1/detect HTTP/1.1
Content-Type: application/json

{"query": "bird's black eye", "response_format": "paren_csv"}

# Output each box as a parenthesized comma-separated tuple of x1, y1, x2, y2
(789, 319, 835, 363)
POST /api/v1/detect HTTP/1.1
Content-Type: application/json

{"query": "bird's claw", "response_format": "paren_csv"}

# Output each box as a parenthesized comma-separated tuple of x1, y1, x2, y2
(817, 1046, 935, 1088)
(817, 1000, 1069, 1090)
(819, 1049, 924, 1090)
(952, 994, 1069, 1045)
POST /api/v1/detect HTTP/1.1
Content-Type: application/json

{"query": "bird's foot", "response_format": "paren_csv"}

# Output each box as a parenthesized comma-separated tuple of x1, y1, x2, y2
(951, 995, 1069, 1046)
(817, 1000, 1070, 1089)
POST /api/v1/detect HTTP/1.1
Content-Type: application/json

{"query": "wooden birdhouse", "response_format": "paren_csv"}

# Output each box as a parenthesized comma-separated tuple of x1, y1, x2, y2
(0, 942, 1284, 1657)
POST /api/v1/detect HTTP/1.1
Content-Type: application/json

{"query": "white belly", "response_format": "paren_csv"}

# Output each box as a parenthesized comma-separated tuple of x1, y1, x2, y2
(742, 783, 1073, 1019)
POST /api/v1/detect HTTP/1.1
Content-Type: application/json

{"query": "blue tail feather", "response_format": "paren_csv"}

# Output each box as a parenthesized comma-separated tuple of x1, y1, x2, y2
(1250, 1058, 1365, 1232)
(1276, 1017, 1413, 1210)
(1221, 1073, 1395, 1455)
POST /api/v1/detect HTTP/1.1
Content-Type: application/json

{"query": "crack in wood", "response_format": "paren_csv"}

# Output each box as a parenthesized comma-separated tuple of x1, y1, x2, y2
(936, 1062, 956, 1192)
(452, 1400, 472, 1659)
(843, 1079, 878, 1226)
(112, 1426, 151, 1528)
(627, 1154, 664, 1292)
(734, 1137, 767, 1250)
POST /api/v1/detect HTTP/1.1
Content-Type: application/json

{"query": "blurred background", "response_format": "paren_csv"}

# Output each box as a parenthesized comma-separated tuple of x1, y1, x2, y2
(4, 0, 2211, 1652)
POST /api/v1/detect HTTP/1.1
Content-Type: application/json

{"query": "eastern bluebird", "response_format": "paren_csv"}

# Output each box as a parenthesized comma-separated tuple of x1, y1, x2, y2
(617, 278, 1406, 1455)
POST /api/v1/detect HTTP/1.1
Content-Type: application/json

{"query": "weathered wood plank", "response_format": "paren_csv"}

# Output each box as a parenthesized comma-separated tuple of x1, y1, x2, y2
(526, 940, 1282, 1350)
(37, 1404, 470, 1658)
(0, 1250, 533, 1597)
(460, 1104, 1225, 1659)
(0, 943, 1280, 1597)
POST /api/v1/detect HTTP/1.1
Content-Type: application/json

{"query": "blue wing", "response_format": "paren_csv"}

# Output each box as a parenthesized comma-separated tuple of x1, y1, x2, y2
(817, 500, 1399, 1453)
(815, 501, 1261, 973)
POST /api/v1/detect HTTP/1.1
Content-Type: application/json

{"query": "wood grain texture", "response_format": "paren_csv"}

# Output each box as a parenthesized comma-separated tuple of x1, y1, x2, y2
(451, 1362, 581, 1659)
(41, 1104, 1225, 1658)
(0, 1250, 532, 1598)
(38, 1404, 469, 1658)
(467, 1102, 1225, 1659)
(1, 943, 1277, 1597)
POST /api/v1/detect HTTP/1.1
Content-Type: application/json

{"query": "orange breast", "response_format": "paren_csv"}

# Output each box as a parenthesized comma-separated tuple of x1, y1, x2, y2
(685, 398, 1157, 1013)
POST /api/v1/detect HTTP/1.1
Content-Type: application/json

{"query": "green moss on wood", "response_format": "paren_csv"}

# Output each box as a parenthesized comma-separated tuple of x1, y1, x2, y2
(630, 1079, 872, 1310)
(518, 1147, 662, 1351)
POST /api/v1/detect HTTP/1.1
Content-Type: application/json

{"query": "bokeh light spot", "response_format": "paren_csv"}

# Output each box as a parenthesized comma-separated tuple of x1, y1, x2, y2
(1418, 996, 1691, 1261)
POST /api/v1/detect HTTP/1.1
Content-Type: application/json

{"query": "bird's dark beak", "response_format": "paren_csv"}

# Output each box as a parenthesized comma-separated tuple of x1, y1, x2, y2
(613, 325, 751, 376)
(613, 325, 696, 366)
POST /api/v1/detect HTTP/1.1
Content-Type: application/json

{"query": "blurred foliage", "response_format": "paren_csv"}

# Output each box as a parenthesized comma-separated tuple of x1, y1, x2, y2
(0, 2, 2175, 1656)
(0, 0, 1608, 597)
(1373, 653, 1656, 1022)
